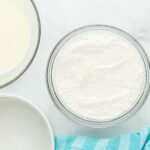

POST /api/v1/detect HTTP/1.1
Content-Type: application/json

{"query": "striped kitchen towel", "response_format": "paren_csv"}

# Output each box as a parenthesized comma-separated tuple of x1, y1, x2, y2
(55, 128, 150, 150)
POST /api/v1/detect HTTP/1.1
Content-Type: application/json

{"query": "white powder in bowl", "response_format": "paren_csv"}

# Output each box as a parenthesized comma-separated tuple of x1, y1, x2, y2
(53, 30, 145, 120)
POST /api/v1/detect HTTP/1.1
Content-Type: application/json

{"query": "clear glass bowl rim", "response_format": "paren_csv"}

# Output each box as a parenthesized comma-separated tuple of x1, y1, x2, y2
(0, 0, 41, 88)
(47, 25, 150, 128)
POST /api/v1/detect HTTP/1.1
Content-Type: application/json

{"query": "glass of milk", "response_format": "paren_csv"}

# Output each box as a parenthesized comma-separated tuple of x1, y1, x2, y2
(0, 0, 40, 87)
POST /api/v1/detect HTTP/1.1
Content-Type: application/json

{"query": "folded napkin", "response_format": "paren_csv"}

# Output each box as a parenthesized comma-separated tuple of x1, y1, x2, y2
(55, 128, 150, 150)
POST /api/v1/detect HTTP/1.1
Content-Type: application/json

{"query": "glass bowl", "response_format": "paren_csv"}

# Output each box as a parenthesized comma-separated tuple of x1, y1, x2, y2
(0, 0, 40, 88)
(47, 25, 150, 128)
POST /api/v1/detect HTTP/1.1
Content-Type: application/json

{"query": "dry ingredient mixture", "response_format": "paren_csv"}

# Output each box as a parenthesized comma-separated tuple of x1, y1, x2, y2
(54, 30, 145, 120)
(0, 0, 30, 74)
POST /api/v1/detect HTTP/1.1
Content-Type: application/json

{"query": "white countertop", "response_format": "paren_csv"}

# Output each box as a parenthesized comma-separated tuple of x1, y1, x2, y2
(0, 0, 150, 138)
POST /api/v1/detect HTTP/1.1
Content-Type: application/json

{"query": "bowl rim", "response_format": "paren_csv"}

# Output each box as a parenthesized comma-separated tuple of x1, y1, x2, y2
(0, 0, 41, 88)
(0, 93, 55, 149)
(46, 25, 150, 128)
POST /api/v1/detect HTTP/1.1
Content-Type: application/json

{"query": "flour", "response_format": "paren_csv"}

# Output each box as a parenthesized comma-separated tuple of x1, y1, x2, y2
(54, 30, 145, 120)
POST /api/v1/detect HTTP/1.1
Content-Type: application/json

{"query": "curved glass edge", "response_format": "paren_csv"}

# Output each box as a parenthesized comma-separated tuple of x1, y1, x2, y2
(47, 25, 150, 128)
(0, 0, 41, 88)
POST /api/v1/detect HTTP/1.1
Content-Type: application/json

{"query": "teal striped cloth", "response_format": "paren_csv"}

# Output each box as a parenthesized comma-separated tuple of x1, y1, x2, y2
(55, 128, 150, 150)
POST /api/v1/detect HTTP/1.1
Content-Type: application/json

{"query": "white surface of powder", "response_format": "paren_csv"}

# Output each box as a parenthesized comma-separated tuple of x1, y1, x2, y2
(54, 30, 145, 120)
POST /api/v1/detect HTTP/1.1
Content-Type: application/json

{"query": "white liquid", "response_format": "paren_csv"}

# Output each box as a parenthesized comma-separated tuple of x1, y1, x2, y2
(0, 96, 52, 150)
(54, 30, 145, 120)
(0, 0, 30, 74)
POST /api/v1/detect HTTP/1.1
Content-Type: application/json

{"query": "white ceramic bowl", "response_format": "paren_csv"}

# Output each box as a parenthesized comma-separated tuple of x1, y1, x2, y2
(0, 94, 55, 150)
(0, 0, 40, 88)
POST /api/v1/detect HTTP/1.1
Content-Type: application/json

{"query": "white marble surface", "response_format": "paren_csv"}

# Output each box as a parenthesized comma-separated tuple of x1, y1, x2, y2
(0, 0, 150, 138)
